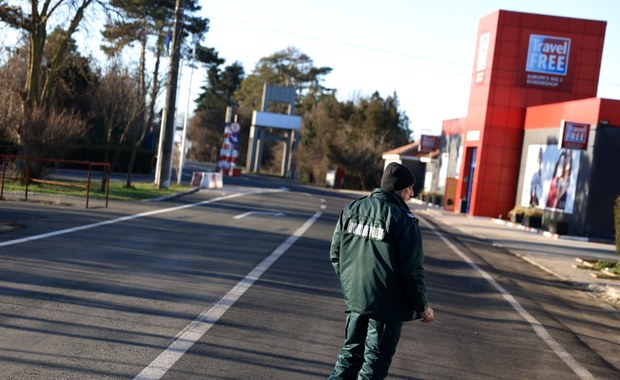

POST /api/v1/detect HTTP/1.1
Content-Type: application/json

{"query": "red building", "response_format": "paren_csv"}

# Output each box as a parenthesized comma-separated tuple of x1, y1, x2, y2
(454, 10, 607, 219)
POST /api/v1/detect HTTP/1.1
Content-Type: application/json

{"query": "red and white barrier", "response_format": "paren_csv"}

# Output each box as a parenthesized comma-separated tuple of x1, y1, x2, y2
(191, 171, 223, 189)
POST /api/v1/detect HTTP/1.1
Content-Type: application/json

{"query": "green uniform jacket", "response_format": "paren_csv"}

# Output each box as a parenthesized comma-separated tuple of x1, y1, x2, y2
(330, 188, 428, 323)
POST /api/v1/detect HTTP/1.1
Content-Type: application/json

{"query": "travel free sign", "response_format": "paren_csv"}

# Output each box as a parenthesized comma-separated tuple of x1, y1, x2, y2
(559, 120, 590, 150)
(526, 34, 571, 76)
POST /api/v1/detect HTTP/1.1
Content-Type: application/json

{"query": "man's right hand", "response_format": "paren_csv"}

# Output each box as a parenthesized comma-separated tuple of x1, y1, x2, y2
(420, 307, 434, 323)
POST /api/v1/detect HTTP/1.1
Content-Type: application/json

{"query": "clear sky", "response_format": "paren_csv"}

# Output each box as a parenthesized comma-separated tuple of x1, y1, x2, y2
(1, 1, 617, 140)
(195, 0, 620, 139)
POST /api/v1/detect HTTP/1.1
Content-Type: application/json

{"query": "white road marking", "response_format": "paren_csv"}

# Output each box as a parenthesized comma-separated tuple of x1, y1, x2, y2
(233, 211, 285, 219)
(418, 216, 595, 380)
(0, 188, 285, 248)
(134, 211, 323, 380)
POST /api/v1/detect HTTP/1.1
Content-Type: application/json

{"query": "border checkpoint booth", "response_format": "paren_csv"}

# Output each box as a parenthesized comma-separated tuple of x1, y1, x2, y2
(246, 84, 302, 178)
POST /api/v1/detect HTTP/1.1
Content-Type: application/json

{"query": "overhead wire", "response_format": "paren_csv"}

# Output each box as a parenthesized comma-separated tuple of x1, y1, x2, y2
(206, 14, 473, 76)
(206, 14, 620, 89)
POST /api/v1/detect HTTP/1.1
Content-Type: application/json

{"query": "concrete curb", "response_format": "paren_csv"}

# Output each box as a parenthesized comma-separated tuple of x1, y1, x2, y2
(415, 205, 620, 308)
(491, 217, 606, 243)
(144, 187, 201, 202)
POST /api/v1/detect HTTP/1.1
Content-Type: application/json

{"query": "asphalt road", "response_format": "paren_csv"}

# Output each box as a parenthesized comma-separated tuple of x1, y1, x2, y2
(0, 176, 618, 379)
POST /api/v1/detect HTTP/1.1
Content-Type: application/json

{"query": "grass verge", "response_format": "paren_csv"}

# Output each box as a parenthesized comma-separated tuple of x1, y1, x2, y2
(2, 180, 193, 201)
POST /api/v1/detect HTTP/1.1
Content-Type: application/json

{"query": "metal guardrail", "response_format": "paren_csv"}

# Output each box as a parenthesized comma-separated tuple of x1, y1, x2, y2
(0, 155, 111, 208)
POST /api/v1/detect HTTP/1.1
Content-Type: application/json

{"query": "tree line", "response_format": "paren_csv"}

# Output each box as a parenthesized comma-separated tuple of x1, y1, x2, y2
(0, 1, 411, 190)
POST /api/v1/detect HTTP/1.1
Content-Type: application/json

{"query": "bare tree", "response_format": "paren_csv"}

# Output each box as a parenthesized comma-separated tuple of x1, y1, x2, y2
(24, 105, 87, 175)
(0, 49, 24, 150)
(90, 63, 144, 189)
(0, 42, 86, 175)
(0, 0, 103, 157)
(0, 1, 100, 106)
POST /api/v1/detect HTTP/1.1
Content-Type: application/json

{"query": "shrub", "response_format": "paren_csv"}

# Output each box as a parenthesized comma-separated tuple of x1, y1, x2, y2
(67, 145, 155, 173)
(508, 206, 526, 223)
(523, 207, 543, 229)
(524, 207, 543, 217)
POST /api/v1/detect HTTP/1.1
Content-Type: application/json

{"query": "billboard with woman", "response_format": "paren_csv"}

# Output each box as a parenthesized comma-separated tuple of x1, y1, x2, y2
(521, 144, 580, 213)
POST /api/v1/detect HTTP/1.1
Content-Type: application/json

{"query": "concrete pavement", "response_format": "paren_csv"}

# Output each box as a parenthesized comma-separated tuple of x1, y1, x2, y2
(413, 200, 620, 308)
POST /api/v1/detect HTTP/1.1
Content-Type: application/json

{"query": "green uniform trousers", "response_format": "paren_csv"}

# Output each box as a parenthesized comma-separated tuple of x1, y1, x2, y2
(329, 311, 403, 380)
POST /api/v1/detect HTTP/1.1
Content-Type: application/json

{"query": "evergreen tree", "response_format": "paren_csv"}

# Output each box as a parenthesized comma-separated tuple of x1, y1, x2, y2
(101, 0, 211, 186)
(189, 59, 244, 163)
(325, 92, 410, 189)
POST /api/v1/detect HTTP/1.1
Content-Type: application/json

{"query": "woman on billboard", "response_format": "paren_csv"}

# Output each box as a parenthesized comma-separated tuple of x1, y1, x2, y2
(546, 150, 572, 210)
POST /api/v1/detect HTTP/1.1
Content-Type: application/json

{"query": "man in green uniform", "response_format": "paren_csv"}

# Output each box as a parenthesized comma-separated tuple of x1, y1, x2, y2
(329, 162, 434, 380)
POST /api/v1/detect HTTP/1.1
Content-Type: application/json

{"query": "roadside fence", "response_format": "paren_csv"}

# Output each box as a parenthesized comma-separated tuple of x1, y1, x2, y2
(0, 155, 111, 208)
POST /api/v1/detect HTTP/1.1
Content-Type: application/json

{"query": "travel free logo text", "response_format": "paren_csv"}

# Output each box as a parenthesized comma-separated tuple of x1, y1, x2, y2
(526, 34, 571, 76)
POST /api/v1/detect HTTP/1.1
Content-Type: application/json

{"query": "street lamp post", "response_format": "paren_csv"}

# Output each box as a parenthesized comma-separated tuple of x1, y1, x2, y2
(177, 42, 196, 185)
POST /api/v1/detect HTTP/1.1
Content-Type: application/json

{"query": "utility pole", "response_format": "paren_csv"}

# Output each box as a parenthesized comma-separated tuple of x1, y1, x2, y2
(155, 0, 184, 189)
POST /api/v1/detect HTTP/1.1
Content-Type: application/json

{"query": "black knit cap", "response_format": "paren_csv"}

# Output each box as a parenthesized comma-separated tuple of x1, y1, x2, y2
(380, 162, 415, 192)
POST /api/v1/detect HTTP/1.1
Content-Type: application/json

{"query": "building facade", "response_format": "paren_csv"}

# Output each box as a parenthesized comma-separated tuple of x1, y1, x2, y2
(455, 10, 607, 219)
(517, 98, 620, 238)
(417, 10, 620, 239)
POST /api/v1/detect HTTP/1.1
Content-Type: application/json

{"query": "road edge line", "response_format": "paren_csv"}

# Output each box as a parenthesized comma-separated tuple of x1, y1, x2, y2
(418, 216, 595, 380)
